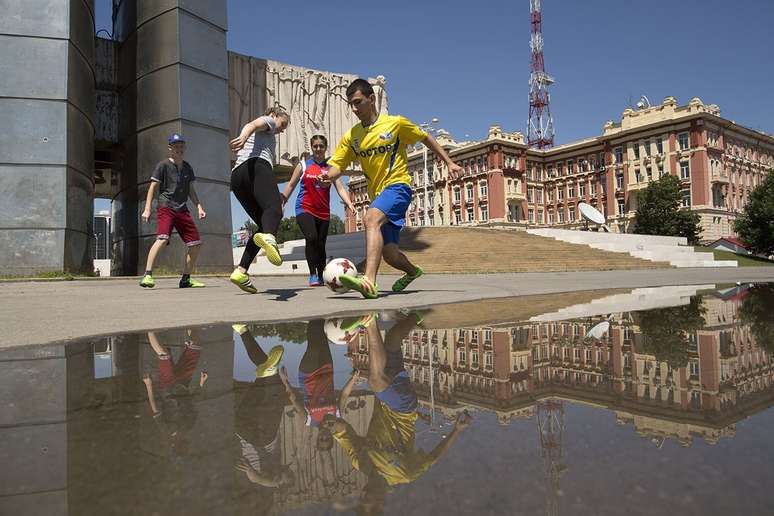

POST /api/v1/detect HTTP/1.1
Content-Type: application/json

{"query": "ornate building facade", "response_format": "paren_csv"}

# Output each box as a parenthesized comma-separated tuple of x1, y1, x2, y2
(345, 97, 774, 242)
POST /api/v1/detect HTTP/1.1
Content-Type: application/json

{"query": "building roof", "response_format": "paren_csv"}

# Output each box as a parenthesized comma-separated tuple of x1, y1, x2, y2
(710, 236, 749, 249)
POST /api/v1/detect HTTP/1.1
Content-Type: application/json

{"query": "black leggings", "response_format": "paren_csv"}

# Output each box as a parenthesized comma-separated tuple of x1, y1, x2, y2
(231, 157, 283, 270)
(296, 212, 329, 278)
(300, 319, 331, 374)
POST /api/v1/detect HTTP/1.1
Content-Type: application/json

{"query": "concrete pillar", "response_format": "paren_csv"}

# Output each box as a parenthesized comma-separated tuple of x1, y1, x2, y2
(0, 0, 96, 275)
(112, 1, 232, 275)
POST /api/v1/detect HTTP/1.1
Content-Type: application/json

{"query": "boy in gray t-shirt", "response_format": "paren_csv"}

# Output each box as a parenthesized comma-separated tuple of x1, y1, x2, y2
(139, 133, 207, 289)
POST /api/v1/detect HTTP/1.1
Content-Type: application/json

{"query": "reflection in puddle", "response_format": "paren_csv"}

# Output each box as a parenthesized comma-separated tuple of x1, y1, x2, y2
(2, 284, 773, 515)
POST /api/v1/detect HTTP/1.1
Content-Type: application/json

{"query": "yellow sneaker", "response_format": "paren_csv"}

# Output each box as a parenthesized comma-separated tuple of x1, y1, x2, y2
(230, 269, 258, 294)
(253, 233, 282, 266)
(255, 345, 284, 378)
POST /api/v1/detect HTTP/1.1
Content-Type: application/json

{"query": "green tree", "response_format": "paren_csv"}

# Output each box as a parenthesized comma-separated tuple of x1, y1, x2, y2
(330, 214, 345, 235)
(248, 322, 308, 344)
(739, 284, 774, 356)
(733, 170, 774, 256)
(632, 174, 702, 244)
(635, 297, 706, 369)
(243, 219, 258, 235)
(277, 216, 304, 244)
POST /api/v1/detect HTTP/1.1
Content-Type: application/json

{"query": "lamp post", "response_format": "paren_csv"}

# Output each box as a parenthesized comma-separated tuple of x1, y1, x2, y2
(420, 118, 440, 226)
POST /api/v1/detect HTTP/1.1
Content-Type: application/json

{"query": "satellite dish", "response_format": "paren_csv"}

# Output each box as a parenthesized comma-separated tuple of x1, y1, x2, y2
(585, 321, 610, 340)
(578, 202, 606, 225)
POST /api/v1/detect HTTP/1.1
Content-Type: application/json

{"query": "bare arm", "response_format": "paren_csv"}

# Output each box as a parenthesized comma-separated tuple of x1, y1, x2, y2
(142, 182, 159, 223)
(230, 117, 270, 152)
(422, 134, 462, 178)
(279, 366, 307, 417)
(334, 178, 356, 214)
(142, 374, 160, 415)
(338, 370, 361, 414)
(281, 163, 303, 207)
(427, 412, 472, 462)
(188, 183, 206, 219)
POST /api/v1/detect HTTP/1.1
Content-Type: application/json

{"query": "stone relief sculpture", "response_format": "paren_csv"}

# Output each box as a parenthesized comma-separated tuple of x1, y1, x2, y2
(229, 52, 388, 171)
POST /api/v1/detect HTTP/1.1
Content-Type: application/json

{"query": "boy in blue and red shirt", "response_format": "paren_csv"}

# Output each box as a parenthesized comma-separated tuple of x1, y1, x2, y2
(282, 135, 355, 286)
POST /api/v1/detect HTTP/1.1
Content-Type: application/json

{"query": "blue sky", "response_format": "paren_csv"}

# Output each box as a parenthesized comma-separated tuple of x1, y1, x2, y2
(94, 0, 774, 229)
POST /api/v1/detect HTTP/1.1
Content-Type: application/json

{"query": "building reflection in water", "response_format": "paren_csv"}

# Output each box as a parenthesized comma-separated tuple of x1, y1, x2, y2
(1, 284, 772, 515)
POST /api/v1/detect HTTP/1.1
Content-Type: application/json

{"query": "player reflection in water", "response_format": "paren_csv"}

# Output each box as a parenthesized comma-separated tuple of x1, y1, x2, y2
(325, 312, 473, 515)
(142, 329, 208, 456)
(232, 324, 294, 495)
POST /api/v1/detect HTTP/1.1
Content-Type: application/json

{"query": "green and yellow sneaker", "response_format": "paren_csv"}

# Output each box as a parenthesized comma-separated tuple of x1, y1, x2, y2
(230, 269, 258, 294)
(232, 324, 249, 335)
(392, 265, 424, 292)
(180, 278, 205, 288)
(139, 274, 155, 288)
(339, 274, 379, 299)
(253, 233, 282, 266)
(340, 312, 378, 332)
(255, 345, 284, 378)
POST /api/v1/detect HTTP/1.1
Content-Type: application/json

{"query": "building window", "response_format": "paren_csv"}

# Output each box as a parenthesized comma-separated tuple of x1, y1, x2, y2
(467, 206, 474, 221)
(644, 139, 651, 156)
(656, 137, 663, 154)
(567, 160, 574, 175)
(597, 152, 604, 168)
(548, 188, 554, 201)
(466, 183, 474, 199)
(558, 209, 565, 223)
(557, 164, 564, 176)
(590, 181, 596, 195)
(679, 132, 689, 150)
(635, 168, 643, 183)
(646, 167, 652, 181)
(527, 186, 534, 202)
(632, 142, 640, 160)
(547, 165, 554, 177)
(618, 200, 625, 215)
(568, 182, 575, 198)
(548, 210, 554, 224)
(579, 181, 586, 197)
(528, 208, 535, 223)
(479, 180, 488, 197)
(537, 208, 543, 223)
(615, 146, 623, 164)
(557, 186, 564, 200)
(454, 187, 461, 203)
(569, 206, 576, 222)
(657, 164, 664, 178)
(680, 161, 690, 179)
(681, 189, 691, 208)
(454, 209, 461, 224)
(481, 206, 488, 221)
(616, 173, 624, 190)
(485, 352, 493, 368)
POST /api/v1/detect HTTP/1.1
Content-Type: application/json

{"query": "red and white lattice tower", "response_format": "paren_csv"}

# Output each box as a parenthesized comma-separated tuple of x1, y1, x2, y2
(527, 0, 555, 149)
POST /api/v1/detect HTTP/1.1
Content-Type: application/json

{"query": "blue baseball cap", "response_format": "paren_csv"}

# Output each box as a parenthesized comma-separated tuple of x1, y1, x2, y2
(168, 133, 186, 145)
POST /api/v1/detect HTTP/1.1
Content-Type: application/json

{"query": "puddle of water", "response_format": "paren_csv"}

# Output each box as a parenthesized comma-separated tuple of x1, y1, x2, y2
(1, 284, 773, 515)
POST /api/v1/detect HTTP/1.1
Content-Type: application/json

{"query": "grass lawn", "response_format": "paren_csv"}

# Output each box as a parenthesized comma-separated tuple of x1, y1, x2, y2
(694, 246, 774, 267)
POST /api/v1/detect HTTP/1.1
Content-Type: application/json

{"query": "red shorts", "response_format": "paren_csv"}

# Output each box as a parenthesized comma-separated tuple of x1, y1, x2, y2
(157, 207, 201, 246)
(158, 345, 201, 390)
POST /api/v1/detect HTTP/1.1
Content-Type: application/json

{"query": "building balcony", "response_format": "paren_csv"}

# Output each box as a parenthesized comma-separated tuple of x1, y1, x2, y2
(628, 181, 649, 191)
(506, 190, 525, 201)
(711, 173, 730, 184)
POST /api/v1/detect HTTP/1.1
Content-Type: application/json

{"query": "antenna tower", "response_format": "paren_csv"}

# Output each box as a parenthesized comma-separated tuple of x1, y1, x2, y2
(528, 0, 555, 148)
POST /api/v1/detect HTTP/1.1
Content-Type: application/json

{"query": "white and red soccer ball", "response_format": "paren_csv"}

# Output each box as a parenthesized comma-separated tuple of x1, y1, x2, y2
(323, 258, 358, 293)
(323, 317, 358, 345)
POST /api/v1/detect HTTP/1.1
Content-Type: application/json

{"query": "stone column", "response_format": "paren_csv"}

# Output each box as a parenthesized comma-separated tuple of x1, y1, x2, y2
(0, 0, 96, 275)
(112, 1, 232, 275)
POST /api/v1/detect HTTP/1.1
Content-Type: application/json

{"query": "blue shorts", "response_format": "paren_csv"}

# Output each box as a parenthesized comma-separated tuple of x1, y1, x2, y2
(375, 371, 418, 414)
(370, 183, 412, 246)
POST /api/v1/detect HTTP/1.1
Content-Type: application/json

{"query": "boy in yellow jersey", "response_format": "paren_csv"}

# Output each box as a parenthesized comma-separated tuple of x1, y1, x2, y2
(324, 311, 472, 513)
(319, 79, 462, 299)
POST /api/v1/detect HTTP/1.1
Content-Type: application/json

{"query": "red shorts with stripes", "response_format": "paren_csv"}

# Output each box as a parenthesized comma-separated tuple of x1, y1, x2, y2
(157, 207, 201, 246)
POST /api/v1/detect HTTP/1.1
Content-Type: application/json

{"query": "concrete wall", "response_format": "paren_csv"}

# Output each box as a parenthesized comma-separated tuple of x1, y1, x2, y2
(0, 0, 96, 275)
(112, 0, 233, 275)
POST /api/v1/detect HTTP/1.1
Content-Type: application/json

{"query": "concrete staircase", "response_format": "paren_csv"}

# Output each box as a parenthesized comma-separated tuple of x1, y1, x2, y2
(235, 227, 676, 275)
(529, 284, 715, 321)
(527, 228, 737, 268)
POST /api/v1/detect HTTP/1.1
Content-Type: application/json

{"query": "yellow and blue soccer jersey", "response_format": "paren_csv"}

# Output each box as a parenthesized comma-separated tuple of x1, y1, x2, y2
(328, 114, 428, 200)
